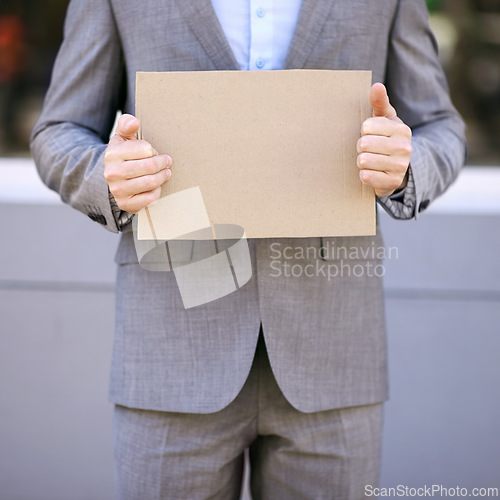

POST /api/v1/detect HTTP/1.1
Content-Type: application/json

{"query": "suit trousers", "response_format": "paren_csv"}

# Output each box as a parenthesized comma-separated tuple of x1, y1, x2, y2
(112, 332, 384, 500)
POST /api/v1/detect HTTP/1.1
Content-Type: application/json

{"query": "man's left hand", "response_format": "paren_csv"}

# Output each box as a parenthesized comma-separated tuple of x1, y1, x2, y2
(357, 83, 412, 197)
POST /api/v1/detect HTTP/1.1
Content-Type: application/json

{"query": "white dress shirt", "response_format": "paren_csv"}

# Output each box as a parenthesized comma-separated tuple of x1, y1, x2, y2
(211, 0, 303, 71)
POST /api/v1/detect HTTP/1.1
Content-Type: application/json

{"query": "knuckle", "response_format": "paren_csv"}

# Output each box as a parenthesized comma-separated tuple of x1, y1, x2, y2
(396, 141, 412, 156)
(358, 152, 369, 168)
(400, 124, 412, 139)
(358, 137, 369, 152)
(397, 158, 409, 171)
(104, 165, 117, 182)
(360, 169, 370, 183)
(104, 147, 115, 164)
(361, 121, 370, 136)
(158, 155, 169, 172)
(403, 143, 413, 156)
(139, 141, 155, 158)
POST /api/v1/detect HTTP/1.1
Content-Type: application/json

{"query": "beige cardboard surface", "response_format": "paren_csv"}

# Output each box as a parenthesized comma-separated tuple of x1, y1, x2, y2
(136, 70, 375, 239)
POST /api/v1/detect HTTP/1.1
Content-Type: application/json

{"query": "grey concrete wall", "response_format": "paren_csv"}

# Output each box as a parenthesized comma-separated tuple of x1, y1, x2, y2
(1, 162, 499, 499)
(380, 213, 500, 493)
(0, 202, 117, 500)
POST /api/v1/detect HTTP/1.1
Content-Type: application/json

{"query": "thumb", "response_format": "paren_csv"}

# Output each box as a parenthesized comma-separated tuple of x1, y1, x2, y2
(115, 113, 140, 140)
(370, 83, 397, 119)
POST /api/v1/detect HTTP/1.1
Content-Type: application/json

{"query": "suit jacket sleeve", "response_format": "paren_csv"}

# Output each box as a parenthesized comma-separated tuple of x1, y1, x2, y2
(30, 0, 126, 233)
(377, 0, 467, 220)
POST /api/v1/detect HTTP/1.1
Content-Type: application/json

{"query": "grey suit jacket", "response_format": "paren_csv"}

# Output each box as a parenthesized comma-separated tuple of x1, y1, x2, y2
(31, 0, 466, 413)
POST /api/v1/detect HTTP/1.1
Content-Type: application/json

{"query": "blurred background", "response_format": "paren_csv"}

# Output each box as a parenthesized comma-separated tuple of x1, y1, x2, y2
(1, 1, 499, 499)
(0, 0, 67, 156)
(0, 0, 499, 163)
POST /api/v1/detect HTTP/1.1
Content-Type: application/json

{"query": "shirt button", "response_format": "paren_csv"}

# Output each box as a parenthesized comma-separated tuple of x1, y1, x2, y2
(256, 58, 265, 69)
(256, 7, 265, 17)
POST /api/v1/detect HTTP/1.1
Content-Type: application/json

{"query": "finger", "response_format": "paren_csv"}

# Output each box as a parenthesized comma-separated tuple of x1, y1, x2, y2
(357, 152, 409, 174)
(370, 83, 397, 119)
(106, 154, 171, 183)
(357, 134, 412, 157)
(359, 169, 404, 197)
(357, 135, 392, 155)
(105, 139, 159, 163)
(361, 116, 407, 138)
(115, 113, 140, 141)
(121, 154, 171, 179)
(112, 168, 171, 199)
(358, 152, 393, 172)
(122, 187, 163, 214)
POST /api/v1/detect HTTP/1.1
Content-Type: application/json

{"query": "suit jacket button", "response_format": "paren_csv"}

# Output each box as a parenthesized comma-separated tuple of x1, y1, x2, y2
(88, 212, 107, 225)
(418, 199, 430, 212)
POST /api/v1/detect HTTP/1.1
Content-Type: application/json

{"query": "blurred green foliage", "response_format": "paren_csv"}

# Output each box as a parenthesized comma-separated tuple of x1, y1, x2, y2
(426, 0, 443, 12)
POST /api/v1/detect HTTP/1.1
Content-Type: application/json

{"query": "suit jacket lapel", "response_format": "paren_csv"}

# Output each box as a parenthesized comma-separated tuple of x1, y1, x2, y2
(175, 0, 240, 70)
(283, 0, 336, 69)
(175, 0, 239, 70)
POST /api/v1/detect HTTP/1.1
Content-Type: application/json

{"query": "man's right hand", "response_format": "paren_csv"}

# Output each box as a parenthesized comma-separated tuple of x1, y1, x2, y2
(104, 114, 172, 214)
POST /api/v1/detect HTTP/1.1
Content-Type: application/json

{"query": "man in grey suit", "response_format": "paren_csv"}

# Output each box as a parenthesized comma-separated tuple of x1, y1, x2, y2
(31, 0, 466, 498)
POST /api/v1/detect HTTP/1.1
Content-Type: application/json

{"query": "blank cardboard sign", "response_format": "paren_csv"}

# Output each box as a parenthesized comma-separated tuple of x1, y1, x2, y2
(136, 70, 375, 239)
